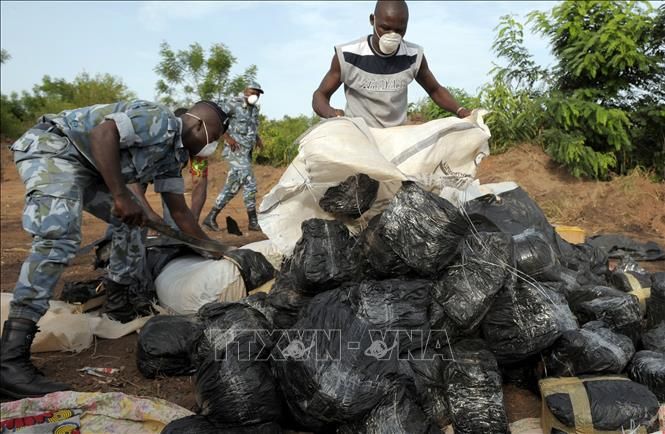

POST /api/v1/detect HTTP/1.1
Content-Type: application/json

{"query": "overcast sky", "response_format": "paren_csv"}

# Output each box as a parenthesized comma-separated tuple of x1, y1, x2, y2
(1, 1, 558, 119)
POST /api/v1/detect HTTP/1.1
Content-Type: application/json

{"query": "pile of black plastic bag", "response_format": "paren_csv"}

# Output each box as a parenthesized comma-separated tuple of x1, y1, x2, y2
(137, 179, 663, 433)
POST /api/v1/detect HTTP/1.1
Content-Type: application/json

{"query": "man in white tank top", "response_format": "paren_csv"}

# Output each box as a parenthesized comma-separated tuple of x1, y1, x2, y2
(312, 0, 472, 128)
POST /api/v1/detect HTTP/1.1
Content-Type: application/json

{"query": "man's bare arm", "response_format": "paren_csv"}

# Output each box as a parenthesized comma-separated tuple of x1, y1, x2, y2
(312, 54, 345, 118)
(162, 192, 211, 240)
(415, 56, 471, 118)
(89, 121, 145, 226)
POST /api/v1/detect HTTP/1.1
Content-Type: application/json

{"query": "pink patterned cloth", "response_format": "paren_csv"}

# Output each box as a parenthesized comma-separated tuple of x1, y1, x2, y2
(1, 391, 193, 434)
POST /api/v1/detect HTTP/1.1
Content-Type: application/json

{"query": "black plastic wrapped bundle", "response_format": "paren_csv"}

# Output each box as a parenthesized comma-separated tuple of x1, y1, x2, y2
(161, 416, 282, 434)
(271, 284, 423, 429)
(137, 315, 203, 378)
(574, 294, 642, 345)
(642, 322, 665, 353)
(237, 292, 277, 328)
(195, 303, 281, 426)
(627, 350, 665, 401)
(318, 173, 379, 219)
(512, 229, 562, 280)
(358, 214, 411, 278)
(337, 388, 440, 434)
(647, 271, 665, 328)
(544, 321, 634, 376)
(266, 273, 313, 329)
(541, 376, 659, 431)
(224, 249, 275, 292)
(399, 349, 450, 428)
(443, 340, 508, 434)
(482, 277, 578, 363)
(379, 181, 468, 276)
(283, 219, 360, 295)
(431, 232, 512, 332)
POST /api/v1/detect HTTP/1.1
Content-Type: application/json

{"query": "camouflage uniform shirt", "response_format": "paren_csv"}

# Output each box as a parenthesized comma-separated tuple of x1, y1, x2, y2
(50, 100, 189, 194)
(220, 94, 260, 165)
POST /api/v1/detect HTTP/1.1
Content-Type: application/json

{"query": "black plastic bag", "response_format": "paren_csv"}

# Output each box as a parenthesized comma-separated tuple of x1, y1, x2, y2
(609, 256, 651, 292)
(544, 377, 659, 430)
(225, 249, 275, 292)
(162, 415, 282, 434)
(647, 271, 665, 329)
(642, 322, 665, 353)
(195, 303, 281, 426)
(499, 357, 540, 393)
(573, 293, 642, 345)
(137, 315, 202, 378)
(443, 340, 508, 434)
(482, 277, 578, 363)
(627, 351, 665, 401)
(463, 187, 559, 250)
(358, 213, 411, 278)
(318, 173, 379, 219)
(566, 284, 626, 310)
(544, 321, 634, 376)
(512, 229, 562, 280)
(431, 232, 512, 333)
(266, 273, 313, 329)
(587, 234, 665, 261)
(337, 388, 440, 434)
(284, 219, 359, 294)
(61, 278, 103, 304)
(399, 349, 450, 428)
(379, 181, 468, 276)
(271, 287, 412, 429)
(237, 292, 277, 327)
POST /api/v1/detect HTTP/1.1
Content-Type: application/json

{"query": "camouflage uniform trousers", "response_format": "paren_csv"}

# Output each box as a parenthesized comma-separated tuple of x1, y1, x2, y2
(10, 129, 144, 322)
(213, 158, 257, 212)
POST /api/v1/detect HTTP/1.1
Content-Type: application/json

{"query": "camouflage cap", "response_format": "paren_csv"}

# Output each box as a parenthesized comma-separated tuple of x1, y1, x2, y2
(247, 81, 264, 94)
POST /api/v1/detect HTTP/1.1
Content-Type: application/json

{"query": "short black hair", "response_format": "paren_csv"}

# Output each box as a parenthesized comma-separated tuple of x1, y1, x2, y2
(174, 107, 188, 116)
(194, 100, 228, 125)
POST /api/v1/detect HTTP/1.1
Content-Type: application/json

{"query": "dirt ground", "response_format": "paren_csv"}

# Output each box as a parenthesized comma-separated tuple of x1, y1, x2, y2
(1, 140, 663, 421)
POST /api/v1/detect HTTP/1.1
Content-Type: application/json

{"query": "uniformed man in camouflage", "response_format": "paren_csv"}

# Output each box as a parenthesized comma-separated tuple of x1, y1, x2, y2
(203, 82, 264, 232)
(1, 99, 228, 398)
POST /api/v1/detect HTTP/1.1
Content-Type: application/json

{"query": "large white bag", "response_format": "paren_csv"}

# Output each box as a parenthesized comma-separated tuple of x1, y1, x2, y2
(258, 112, 491, 255)
(155, 255, 245, 315)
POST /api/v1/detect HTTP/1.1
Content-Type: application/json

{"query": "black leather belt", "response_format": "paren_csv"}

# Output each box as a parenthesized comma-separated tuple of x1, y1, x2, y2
(33, 121, 66, 138)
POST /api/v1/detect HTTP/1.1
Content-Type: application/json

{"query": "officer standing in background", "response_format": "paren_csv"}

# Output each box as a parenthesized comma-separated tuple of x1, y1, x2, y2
(203, 82, 264, 232)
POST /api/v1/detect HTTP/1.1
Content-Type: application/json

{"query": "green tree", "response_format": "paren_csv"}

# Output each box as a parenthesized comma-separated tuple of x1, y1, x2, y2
(1, 72, 134, 138)
(408, 88, 480, 122)
(255, 114, 320, 166)
(154, 41, 257, 107)
(487, 2, 664, 178)
(0, 49, 10, 64)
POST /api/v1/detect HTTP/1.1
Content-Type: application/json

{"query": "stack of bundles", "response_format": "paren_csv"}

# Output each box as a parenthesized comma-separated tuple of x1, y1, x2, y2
(143, 179, 664, 432)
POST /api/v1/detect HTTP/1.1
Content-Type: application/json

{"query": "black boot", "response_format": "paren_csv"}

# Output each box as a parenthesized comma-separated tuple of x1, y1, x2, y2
(103, 279, 138, 323)
(0, 319, 70, 399)
(202, 208, 222, 232)
(247, 209, 261, 232)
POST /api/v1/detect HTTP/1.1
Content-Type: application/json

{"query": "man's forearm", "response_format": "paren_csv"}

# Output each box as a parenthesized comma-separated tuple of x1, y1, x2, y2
(312, 91, 337, 118)
(190, 177, 207, 222)
(172, 208, 209, 239)
(430, 86, 462, 114)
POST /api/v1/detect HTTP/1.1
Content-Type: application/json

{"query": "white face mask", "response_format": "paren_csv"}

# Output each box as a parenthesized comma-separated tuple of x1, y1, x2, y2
(195, 140, 218, 157)
(374, 23, 402, 55)
(247, 94, 259, 105)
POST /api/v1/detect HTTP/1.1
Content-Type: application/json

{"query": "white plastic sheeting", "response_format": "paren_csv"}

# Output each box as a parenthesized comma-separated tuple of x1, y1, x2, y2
(258, 112, 491, 255)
